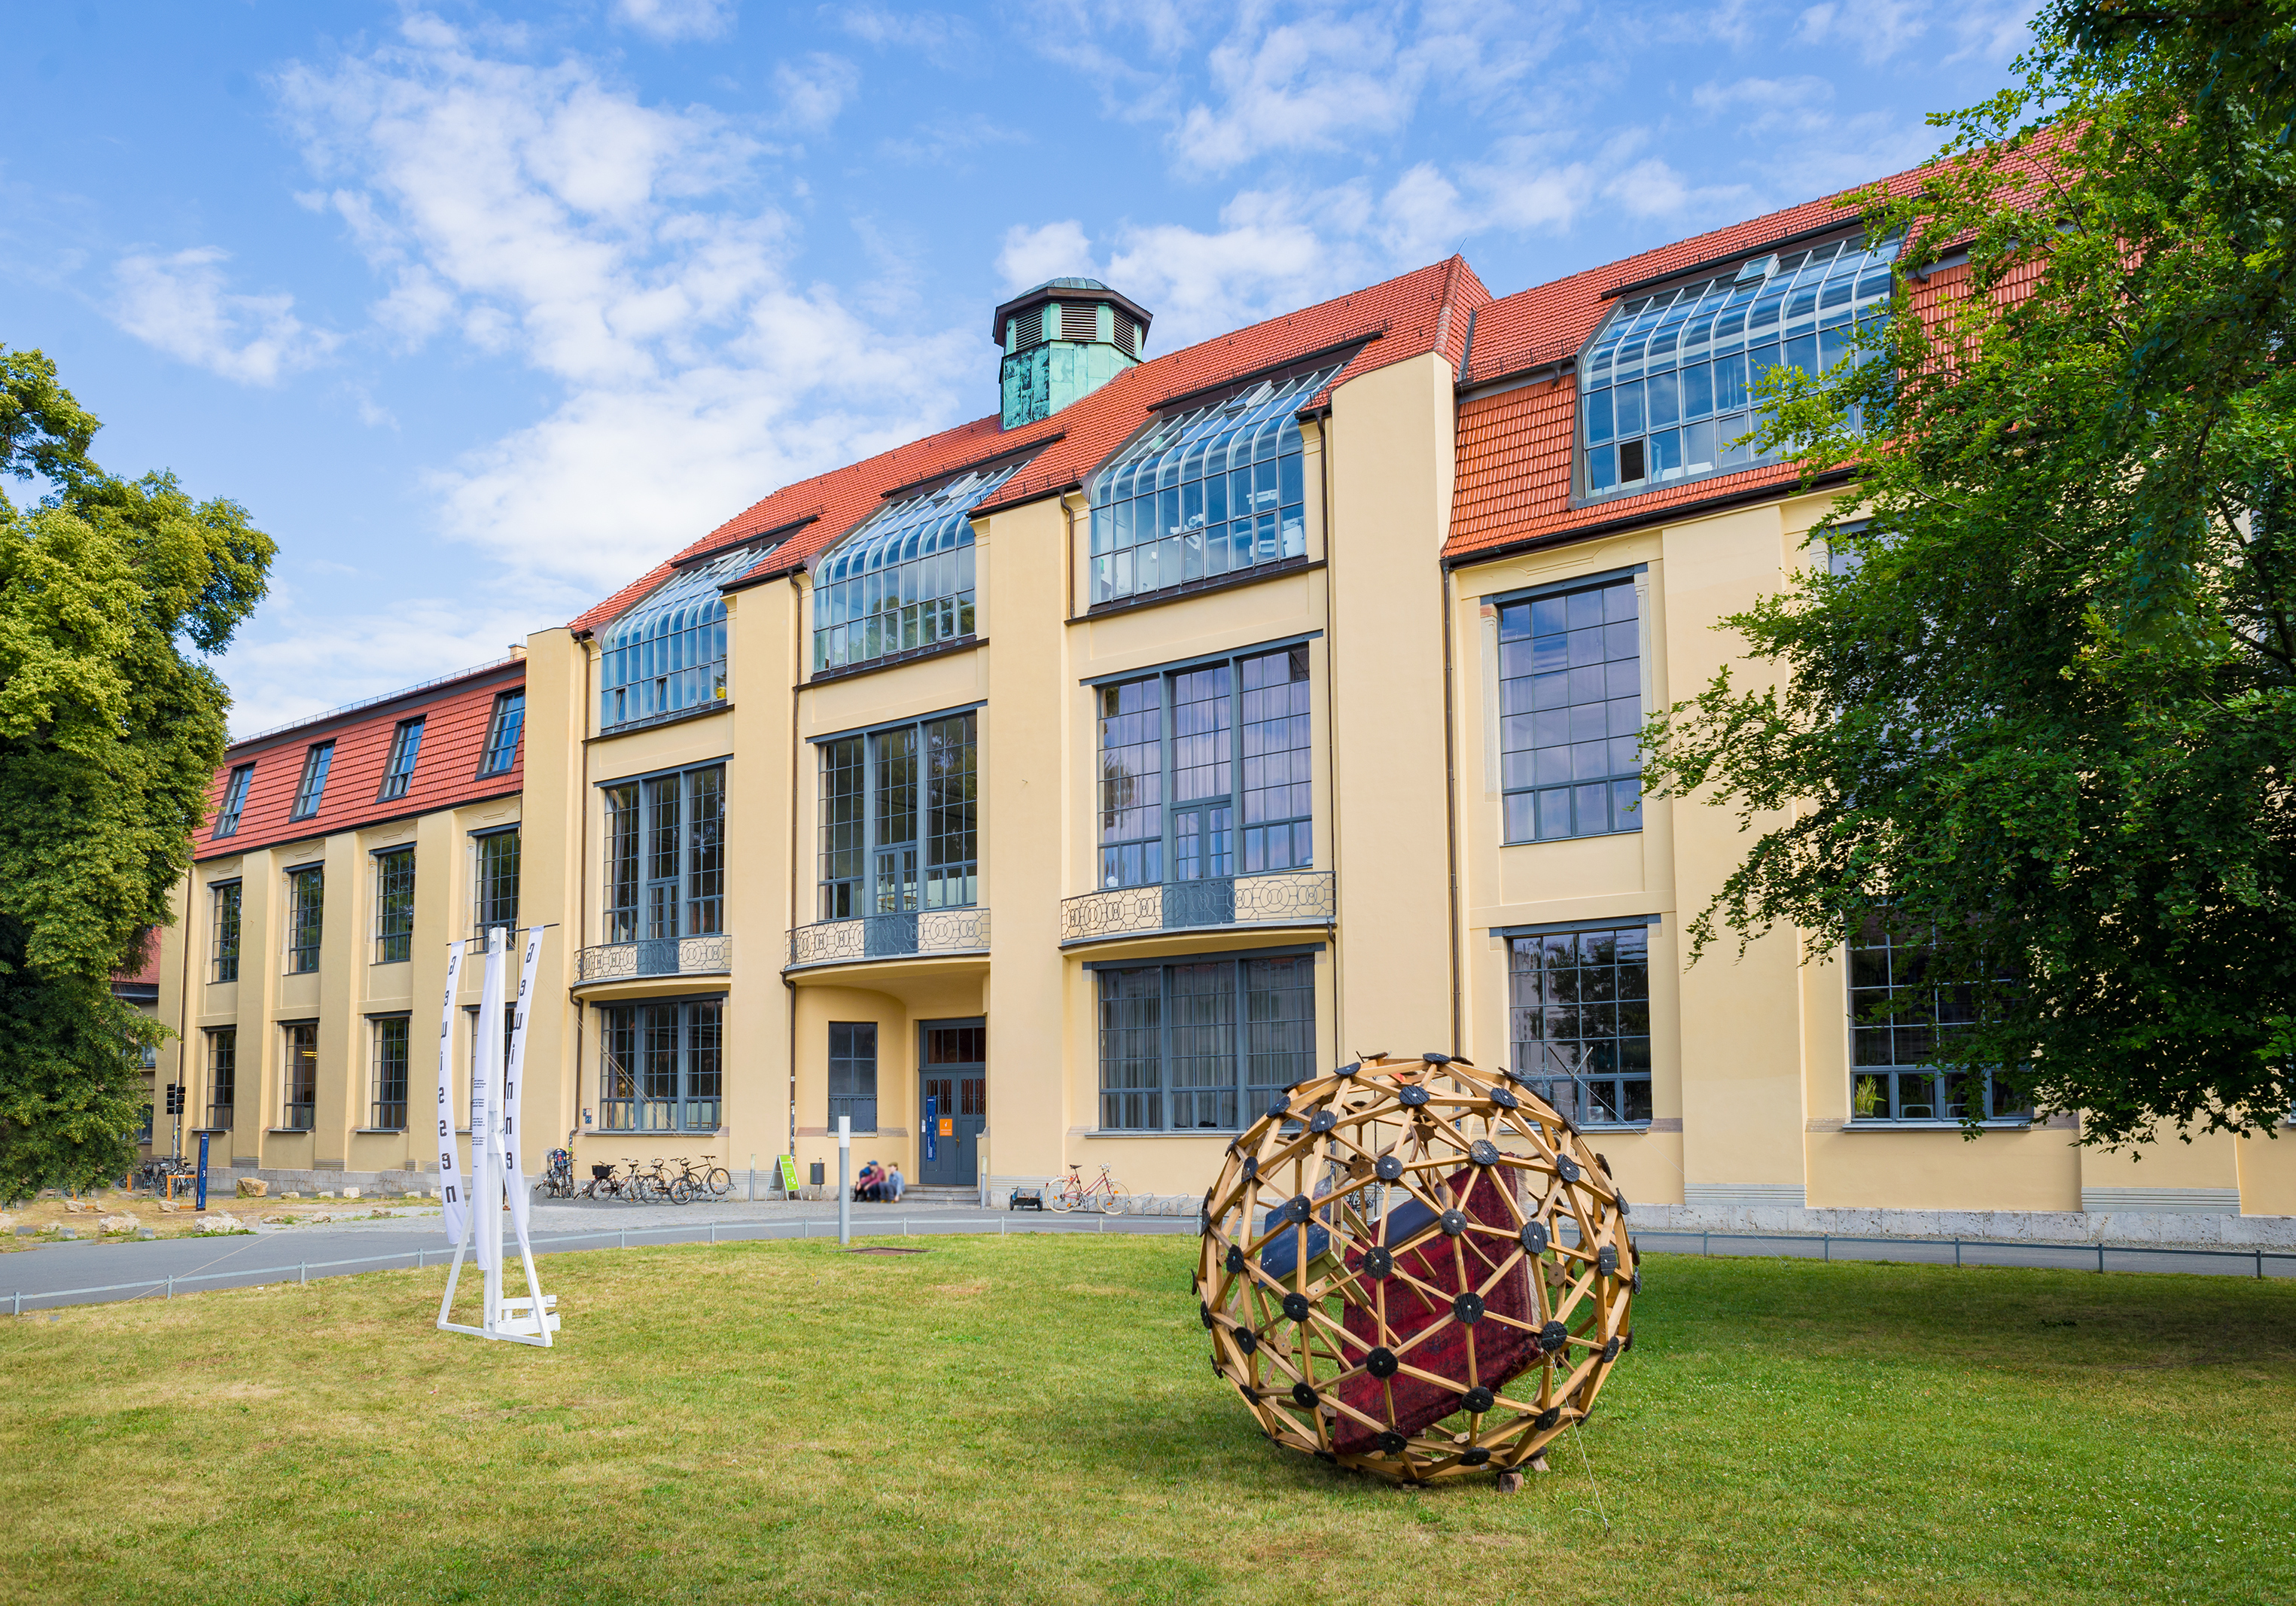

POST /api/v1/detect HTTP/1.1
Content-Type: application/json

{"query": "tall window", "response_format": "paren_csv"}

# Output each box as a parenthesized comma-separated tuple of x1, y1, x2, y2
(1498, 577, 1643, 843)
(1086, 363, 1338, 605)
(282, 1022, 317, 1131)
(211, 881, 242, 983)
(212, 764, 252, 838)
(480, 690, 525, 775)
(1850, 918, 2030, 1123)
(1097, 645, 1312, 889)
(601, 765, 724, 943)
(828, 1022, 878, 1132)
(291, 741, 334, 819)
(464, 1004, 516, 1105)
(374, 847, 415, 964)
(474, 828, 520, 940)
(599, 545, 758, 730)
(1096, 953, 1315, 1131)
(1509, 925, 1652, 1127)
(287, 866, 324, 973)
(370, 1016, 410, 1129)
(1577, 232, 1897, 501)
(205, 1029, 236, 1131)
(817, 714, 976, 919)
(598, 998, 723, 1131)
(812, 465, 1019, 673)
(378, 718, 424, 800)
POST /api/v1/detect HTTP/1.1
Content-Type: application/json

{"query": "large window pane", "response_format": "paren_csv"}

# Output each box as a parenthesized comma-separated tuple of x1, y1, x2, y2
(598, 998, 726, 1132)
(1498, 579, 1642, 843)
(474, 829, 521, 937)
(374, 847, 415, 964)
(815, 716, 976, 918)
(1509, 925, 1653, 1127)
(603, 784, 640, 943)
(819, 738, 865, 919)
(1097, 679, 1165, 889)
(283, 1022, 318, 1131)
(813, 468, 1011, 672)
(1098, 954, 1317, 1132)
(599, 547, 751, 731)
(828, 1021, 879, 1132)
(1847, 918, 2027, 1121)
(370, 1016, 410, 1129)
(287, 867, 324, 974)
(211, 881, 241, 983)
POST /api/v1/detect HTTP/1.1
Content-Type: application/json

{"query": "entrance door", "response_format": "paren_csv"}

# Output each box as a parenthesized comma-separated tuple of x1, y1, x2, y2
(918, 1019, 985, 1187)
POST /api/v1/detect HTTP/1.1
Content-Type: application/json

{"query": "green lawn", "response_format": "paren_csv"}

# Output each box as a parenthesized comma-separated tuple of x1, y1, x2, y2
(2, 1236, 2291, 1605)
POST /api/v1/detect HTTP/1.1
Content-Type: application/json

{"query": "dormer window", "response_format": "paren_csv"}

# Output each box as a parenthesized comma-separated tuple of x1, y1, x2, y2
(598, 543, 765, 732)
(812, 465, 1021, 673)
(1576, 232, 1898, 504)
(1086, 362, 1339, 607)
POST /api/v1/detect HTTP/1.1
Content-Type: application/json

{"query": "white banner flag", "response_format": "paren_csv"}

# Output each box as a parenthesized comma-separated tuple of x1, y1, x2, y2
(435, 940, 467, 1248)
(472, 931, 507, 1272)
(501, 926, 544, 1254)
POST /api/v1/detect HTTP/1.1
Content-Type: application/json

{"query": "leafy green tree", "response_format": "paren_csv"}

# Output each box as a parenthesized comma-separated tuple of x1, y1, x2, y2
(0, 348, 273, 1199)
(1644, 1, 2296, 1147)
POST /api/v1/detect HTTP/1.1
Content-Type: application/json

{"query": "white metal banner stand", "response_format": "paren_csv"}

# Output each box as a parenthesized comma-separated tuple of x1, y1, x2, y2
(436, 928, 559, 1347)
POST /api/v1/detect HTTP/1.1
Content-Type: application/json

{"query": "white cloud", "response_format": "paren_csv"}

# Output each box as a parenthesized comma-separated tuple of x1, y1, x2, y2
(830, 5, 978, 64)
(771, 53, 860, 135)
(272, 14, 976, 593)
(1796, 0, 1927, 63)
(1173, 14, 1427, 173)
(611, 0, 736, 43)
(996, 221, 1097, 291)
(109, 247, 339, 385)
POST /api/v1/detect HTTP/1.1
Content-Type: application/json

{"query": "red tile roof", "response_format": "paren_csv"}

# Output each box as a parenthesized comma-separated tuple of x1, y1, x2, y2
(195, 662, 525, 863)
(1446, 147, 2062, 564)
(569, 256, 1491, 634)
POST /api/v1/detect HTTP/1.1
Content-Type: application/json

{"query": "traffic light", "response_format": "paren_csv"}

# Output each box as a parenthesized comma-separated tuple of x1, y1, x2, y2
(164, 1083, 183, 1115)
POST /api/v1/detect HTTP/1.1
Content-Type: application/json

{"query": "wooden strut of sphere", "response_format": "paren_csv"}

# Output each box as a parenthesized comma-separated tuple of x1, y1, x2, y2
(1194, 1051, 1639, 1485)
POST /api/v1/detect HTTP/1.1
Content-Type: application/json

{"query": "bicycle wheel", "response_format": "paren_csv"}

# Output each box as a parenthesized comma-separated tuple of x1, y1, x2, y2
(705, 1168, 731, 1196)
(1098, 1182, 1131, 1216)
(668, 1177, 693, 1205)
(1044, 1177, 1077, 1213)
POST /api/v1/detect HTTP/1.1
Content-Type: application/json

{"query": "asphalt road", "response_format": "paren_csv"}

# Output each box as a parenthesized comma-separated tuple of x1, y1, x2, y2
(2, 1199, 1193, 1312)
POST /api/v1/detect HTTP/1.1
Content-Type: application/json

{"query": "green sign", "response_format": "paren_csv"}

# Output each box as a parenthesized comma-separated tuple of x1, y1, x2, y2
(777, 1154, 800, 1196)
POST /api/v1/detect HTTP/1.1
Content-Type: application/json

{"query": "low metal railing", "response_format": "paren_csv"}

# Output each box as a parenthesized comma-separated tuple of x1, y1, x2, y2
(786, 907, 990, 970)
(575, 933, 734, 984)
(1059, 869, 1335, 945)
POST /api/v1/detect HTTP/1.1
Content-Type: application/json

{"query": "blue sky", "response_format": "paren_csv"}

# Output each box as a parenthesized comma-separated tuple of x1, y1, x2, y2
(2, 0, 2034, 734)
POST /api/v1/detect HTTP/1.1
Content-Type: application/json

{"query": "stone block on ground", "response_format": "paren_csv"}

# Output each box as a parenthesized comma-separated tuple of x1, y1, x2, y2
(99, 1214, 140, 1234)
(340, 1186, 361, 1199)
(63, 1200, 95, 1214)
(196, 1214, 248, 1235)
(236, 1178, 269, 1198)
(0, 1213, 13, 1234)
(157, 1200, 179, 1213)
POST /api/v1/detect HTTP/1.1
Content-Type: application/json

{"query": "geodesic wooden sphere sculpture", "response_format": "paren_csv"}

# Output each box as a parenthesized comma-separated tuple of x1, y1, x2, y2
(1195, 1051, 1638, 1485)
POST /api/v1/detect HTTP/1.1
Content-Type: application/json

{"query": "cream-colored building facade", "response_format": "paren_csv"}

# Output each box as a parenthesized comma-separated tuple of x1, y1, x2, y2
(153, 187, 2294, 1234)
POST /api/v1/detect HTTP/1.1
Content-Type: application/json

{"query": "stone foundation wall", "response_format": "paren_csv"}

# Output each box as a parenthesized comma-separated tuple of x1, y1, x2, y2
(1629, 1202, 2296, 1248)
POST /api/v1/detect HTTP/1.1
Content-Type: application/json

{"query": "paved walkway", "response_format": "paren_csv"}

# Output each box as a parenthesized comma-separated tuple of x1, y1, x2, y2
(1, 1197, 1187, 1312)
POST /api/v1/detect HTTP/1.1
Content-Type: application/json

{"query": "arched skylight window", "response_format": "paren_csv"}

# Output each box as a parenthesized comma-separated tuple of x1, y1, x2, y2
(1086, 362, 1341, 606)
(812, 463, 1020, 673)
(598, 543, 763, 731)
(1577, 233, 1899, 501)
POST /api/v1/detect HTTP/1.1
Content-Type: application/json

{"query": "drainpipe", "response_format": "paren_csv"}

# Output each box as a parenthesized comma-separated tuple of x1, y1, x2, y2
(1440, 562, 1463, 1058)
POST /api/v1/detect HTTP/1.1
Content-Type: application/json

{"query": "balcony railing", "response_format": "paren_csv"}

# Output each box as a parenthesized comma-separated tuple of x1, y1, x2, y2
(1060, 870, 1335, 946)
(787, 907, 991, 971)
(575, 933, 735, 985)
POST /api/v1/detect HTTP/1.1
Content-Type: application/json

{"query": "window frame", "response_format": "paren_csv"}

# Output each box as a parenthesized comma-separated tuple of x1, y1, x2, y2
(285, 864, 324, 974)
(212, 763, 253, 839)
(202, 1027, 236, 1132)
(1494, 569, 1648, 845)
(368, 1013, 411, 1130)
(377, 717, 425, 802)
(599, 760, 726, 945)
(1092, 641, 1315, 891)
(209, 879, 242, 983)
(373, 845, 416, 965)
(281, 1020, 318, 1132)
(598, 544, 762, 733)
(289, 741, 335, 821)
(1847, 919, 2032, 1126)
(479, 690, 526, 776)
(1503, 919, 1657, 1130)
(1570, 228, 1899, 508)
(810, 466, 1019, 675)
(828, 1020, 879, 1132)
(813, 708, 979, 921)
(472, 824, 522, 942)
(1090, 945, 1320, 1133)
(595, 995, 724, 1133)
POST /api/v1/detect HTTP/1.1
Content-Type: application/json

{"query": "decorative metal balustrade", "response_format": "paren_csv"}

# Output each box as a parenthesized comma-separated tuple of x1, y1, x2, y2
(574, 932, 735, 984)
(1059, 870, 1335, 946)
(786, 907, 992, 971)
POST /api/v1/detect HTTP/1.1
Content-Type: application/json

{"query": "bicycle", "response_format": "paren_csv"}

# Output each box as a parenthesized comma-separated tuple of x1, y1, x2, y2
(533, 1149, 574, 1199)
(1044, 1164, 1130, 1215)
(636, 1157, 692, 1205)
(667, 1154, 732, 1198)
(134, 1155, 197, 1198)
